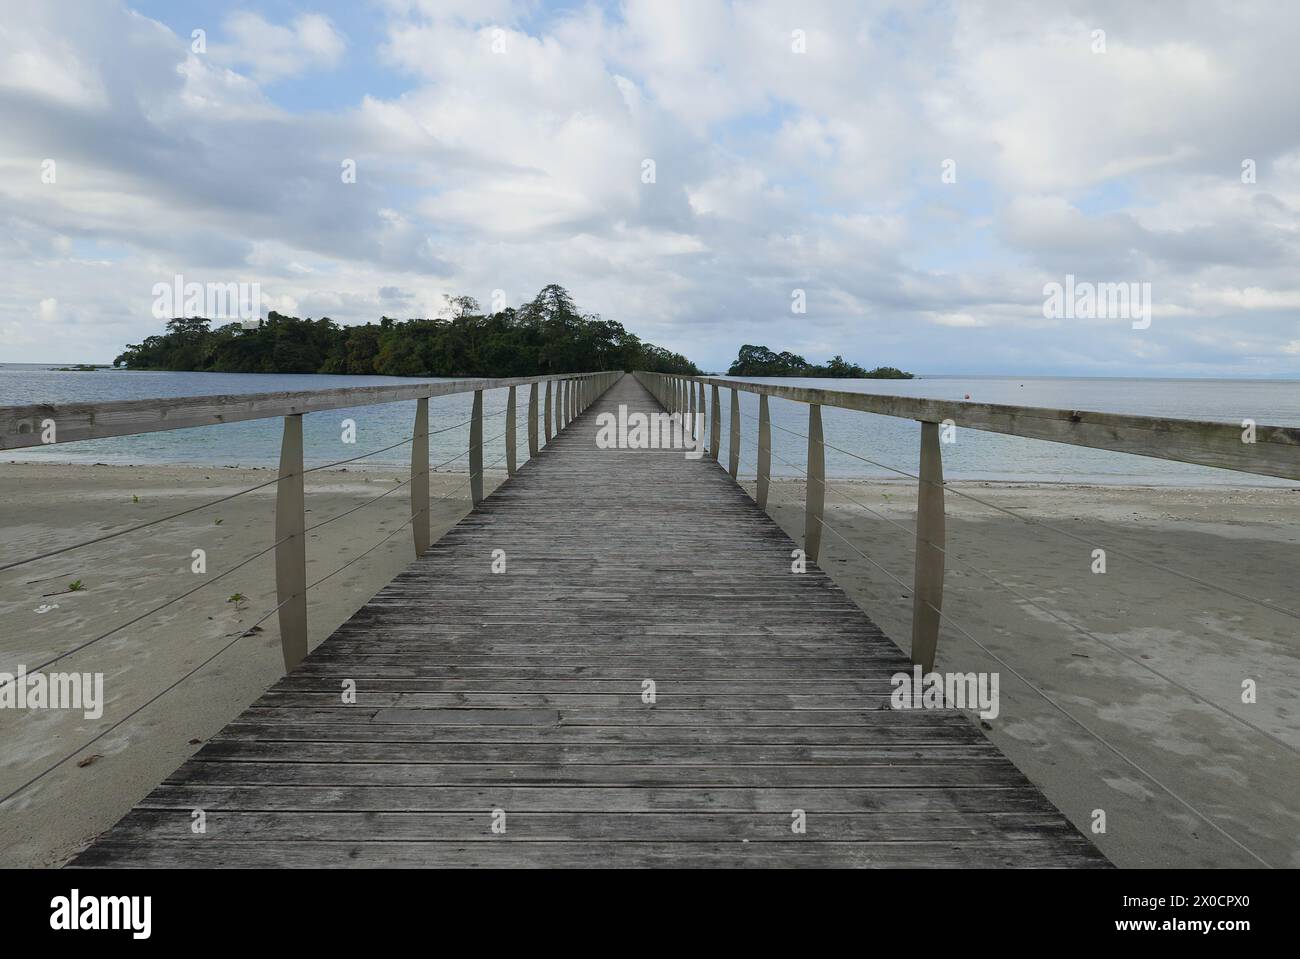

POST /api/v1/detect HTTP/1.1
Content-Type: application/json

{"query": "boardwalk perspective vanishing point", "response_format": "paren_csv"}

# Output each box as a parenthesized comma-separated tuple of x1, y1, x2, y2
(71, 374, 1107, 867)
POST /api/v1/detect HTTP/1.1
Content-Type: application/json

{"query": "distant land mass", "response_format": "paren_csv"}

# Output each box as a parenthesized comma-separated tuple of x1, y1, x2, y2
(727, 344, 913, 379)
(113, 285, 700, 378)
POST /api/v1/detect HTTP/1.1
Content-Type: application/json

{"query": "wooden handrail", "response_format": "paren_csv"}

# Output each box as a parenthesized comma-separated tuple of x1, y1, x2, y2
(1, 370, 621, 675)
(638, 369, 1299, 674)
(646, 373, 1300, 481)
(0, 371, 611, 450)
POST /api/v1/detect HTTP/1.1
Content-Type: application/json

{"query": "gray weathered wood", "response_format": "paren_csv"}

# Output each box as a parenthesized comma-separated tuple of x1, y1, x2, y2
(411, 397, 430, 556)
(728, 387, 741, 478)
(697, 382, 706, 451)
(506, 386, 518, 477)
(804, 403, 825, 565)
(527, 383, 539, 457)
(757, 393, 772, 510)
(0, 372, 606, 451)
(633, 374, 1300, 482)
(469, 390, 484, 506)
(911, 420, 946, 671)
(74, 375, 1106, 870)
(709, 384, 721, 461)
(274, 415, 308, 670)
(544, 381, 553, 443)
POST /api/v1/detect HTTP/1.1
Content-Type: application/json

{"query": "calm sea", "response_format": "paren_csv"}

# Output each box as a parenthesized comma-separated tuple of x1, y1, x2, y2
(3, 364, 1298, 486)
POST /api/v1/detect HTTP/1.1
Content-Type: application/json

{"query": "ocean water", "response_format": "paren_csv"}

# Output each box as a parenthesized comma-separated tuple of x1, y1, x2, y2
(3, 364, 1298, 486)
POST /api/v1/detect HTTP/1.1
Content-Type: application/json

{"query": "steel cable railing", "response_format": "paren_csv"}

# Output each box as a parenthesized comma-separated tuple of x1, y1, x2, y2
(0, 408, 507, 576)
(0, 594, 293, 809)
(761, 416, 1300, 623)
(757, 434, 1299, 759)
(754, 447, 1268, 868)
(0, 374, 615, 814)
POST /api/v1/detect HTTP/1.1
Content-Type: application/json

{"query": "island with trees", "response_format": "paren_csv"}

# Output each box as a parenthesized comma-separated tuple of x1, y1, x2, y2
(114, 285, 700, 377)
(726, 344, 912, 378)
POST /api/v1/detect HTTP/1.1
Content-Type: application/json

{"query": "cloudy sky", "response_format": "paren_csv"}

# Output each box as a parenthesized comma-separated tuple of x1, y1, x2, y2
(2, 0, 1299, 375)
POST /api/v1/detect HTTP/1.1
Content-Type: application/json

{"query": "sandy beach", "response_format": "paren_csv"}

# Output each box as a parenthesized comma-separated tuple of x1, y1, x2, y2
(754, 477, 1300, 868)
(1, 463, 1297, 868)
(0, 461, 504, 867)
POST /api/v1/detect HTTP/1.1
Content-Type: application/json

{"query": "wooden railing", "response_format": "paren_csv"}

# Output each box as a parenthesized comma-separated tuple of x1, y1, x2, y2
(1, 371, 622, 672)
(636, 371, 1300, 671)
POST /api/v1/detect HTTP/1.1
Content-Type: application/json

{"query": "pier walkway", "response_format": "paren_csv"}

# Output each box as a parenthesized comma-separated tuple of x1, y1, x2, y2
(72, 375, 1106, 867)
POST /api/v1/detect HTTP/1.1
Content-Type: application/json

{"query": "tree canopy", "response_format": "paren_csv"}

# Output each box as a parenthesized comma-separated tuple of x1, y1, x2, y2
(726, 344, 911, 378)
(113, 285, 700, 377)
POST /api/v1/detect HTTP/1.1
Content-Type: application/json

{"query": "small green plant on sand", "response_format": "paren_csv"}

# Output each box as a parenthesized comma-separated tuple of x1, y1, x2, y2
(227, 593, 247, 612)
(67, 580, 85, 592)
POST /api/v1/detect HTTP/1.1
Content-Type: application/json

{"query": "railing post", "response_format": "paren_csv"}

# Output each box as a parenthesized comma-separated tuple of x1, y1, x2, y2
(709, 384, 721, 460)
(697, 382, 706, 446)
(911, 420, 946, 672)
(505, 385, 517, 476)
(728, 387, 741, 478)
(804, 403, 825, 564)
(469, 389, 484, 506)
(544, 380, 553, 443)
(528, 382, 539, 457)
(687, 379, 695, 440)
(757, 394, 771, 510)
(411, 397, 430, 556)
(274, 413, 308, 671)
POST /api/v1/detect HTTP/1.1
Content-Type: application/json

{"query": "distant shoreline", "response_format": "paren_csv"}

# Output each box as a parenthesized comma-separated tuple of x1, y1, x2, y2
(5, 364, 1300, 382)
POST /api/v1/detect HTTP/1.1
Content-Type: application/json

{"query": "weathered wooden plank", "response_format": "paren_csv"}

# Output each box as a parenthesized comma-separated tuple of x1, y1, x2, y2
(210, 721, 987, 745)
(161, 761, 1033, 788)
(70, 839, 1108, 869)
(128, 784, 1062, 813)
(191, 741, 1004, 765)
(102, 808, 1084, 843)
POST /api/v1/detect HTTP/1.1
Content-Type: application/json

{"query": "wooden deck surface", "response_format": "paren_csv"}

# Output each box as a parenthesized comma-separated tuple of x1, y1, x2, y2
(72, 374, 1107, 868)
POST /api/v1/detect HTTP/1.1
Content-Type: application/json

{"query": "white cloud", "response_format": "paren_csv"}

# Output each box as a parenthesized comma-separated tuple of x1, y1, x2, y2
(0, 0, 1298, 377)
(212, 12, 346, 83)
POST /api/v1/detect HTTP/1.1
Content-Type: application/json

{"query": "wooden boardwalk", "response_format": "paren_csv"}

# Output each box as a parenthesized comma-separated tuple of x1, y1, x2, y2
(73, 375, 1106, 867)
